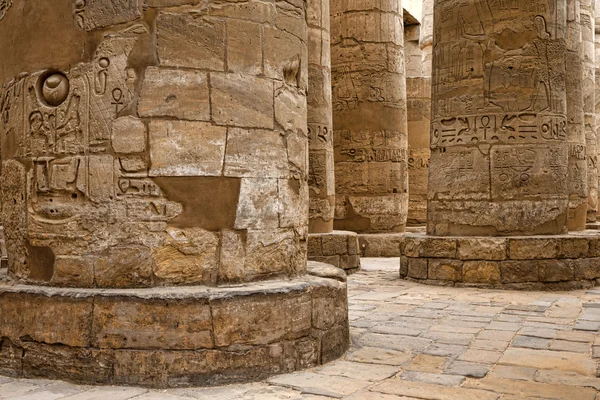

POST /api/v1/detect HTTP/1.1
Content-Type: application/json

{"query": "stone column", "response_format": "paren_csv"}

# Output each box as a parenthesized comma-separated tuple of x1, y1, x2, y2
(582, 0, 598, 222)
(308, 0, 335, 234)
(429, 0, 569, 236)
(330, 0, 409, 233)
(596, 0, 600, 219)
(406, 0, 434, 226)
(0, 0, 348, 386)
(566, 0, 587, 231)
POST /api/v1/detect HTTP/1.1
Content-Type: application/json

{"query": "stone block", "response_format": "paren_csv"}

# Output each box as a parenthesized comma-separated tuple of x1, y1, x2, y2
(226, 19, 262, 74)
(0, 292, 93, 347)
(113, 346, 283, 387)
(407, 258, 428, 279)
(307, 235, 323, 257)
(95, 245, 154, 288)
(22, 343, 113, 384)
(0, 339, 23, 377)
(311, 283, 348, 331)
(309, 255, 340, 268)
(539, 260, 575, 282)
(235, 178, 280, 230)
(211, 73, 274, 129)
(347, 234, 360, 255)
(509, 238, 558, 259)
(275, 84, 307, 134)
(572, 258, 600, 280)
(428, 259, 463, 281)
(92, 297, 214, 350)
(263, 26, 308, 89)
(212, 293, 312, 347)
(149, 120, 226, 177)
(157, 13, 225, 70)
(218, 230, 247, 284)
(322, 234, 348, 256)
(75, 0, 142, 31)
(500, 261, 539, 283)
(245, 229, 305, 280)
(402, 236, 421, 257)
(153, 228, 220, 285)
(209, 1, 276, 24)
(420, 237, 457, 258)
(224, 128, 289, 178)
(112, 116, 146, 154)
(340, 255, 361, 271)
(557, 237, 589, 258)
(138, 67, 210, 120)
(320, 324, 350, 364)
(146, 0, 200, 6)
(278, 178, 309, 228)
(457, 238, 507, 261)
(587, 237, 600, 256)
(50, 256, 95, 287)
(463, 261, 501, 284)
(400, 256, 408, 277)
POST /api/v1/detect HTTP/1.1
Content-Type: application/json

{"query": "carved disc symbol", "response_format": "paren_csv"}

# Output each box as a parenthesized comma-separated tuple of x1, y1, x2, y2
(42, 73, 70, 107)
(0, 0, 13, 22)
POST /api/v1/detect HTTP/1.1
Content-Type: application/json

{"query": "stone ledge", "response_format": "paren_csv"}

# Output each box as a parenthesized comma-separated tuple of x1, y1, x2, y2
(0, 274, 349, 388)
(308, 231, 361, 273)
(400, 232, 600, 290)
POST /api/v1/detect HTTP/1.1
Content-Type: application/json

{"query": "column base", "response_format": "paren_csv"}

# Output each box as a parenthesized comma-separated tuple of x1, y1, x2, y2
(400, 232, 600, 290)
(308, 231, 361, 274)
(0, 262, 349, 388)
(356, 227, 426, 257)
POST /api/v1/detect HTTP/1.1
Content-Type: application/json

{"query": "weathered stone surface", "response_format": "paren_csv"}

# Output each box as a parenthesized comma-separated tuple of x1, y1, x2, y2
(408, 259, 428, 280)
(211, 73, 274, 129)
(224, 129, 288, 178)
(0, 293, 92, 347)
(227, 19, 263, 75)
(463, 262, 501, 284)
(92, 297, 214, 350)
(509, 239, 558, 260)
(112, 116, 147, 154)
(538, 260, 575, 282)
(458, 238, 507, 261)
(74, 0, 142, 31)
(429, 1, 569, 235)
(95, 245, 154, 288)
(149, 120, 226, 177)
(331, 0, 409, 233)
(157, 13, 225, 70)
(139, 68, 210, 121)
(428, 259, 462, 282)
(212, 294, 312, 347)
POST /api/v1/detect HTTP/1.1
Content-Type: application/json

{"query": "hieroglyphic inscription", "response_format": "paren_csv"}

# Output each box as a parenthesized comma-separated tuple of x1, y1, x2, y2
(335, 130, 408, 163)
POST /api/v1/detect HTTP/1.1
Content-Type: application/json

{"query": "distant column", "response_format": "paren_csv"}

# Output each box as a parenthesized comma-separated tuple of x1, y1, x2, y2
(308, 0, 335, 233)
(330, 0, 409, 233)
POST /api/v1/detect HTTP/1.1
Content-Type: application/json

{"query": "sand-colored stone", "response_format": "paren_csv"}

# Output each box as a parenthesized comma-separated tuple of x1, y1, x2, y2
(429, 1, 570, 236)
(331, 0, 409, 233)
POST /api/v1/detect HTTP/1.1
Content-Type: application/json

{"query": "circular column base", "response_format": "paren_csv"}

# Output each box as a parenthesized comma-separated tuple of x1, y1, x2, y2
(0, 265, 349, 388)
(400, 232, 600, 290)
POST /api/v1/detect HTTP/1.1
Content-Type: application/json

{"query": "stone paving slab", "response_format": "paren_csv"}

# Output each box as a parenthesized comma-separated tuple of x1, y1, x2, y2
(0, 257, 599, 399)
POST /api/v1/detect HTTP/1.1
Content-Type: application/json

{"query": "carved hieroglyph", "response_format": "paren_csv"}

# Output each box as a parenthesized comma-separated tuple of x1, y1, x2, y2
(582, 0, 598, 222)
(308, 0, 335, 234)
(330, 0, 409, 233)
(565, 0, 588, 231)
(429, 0, 570, 236)
(0, 0, 310, 288)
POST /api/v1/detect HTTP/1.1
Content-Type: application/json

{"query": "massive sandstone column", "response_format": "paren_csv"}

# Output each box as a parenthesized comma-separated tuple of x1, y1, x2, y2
(566, 0, 588, 231)
(406, 0, 434, 225)
(582, 0, 598, 222)
(0, 0, 348, 386)
(596, 0, 600, 218)
(330, 0, 409, 233)
(308, 0, 335, 233)
(429, 0, 569, 236)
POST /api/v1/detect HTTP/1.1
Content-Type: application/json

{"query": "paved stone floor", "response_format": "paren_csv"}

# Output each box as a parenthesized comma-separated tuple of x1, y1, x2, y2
(1, 258, 599, 399)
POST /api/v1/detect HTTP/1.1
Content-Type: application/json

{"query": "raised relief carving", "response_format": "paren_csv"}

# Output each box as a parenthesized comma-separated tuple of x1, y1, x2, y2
(0, 0, 11, 22)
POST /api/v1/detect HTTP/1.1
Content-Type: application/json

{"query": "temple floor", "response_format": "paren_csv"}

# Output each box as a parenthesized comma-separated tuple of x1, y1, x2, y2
(1, 258, 599, 400)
